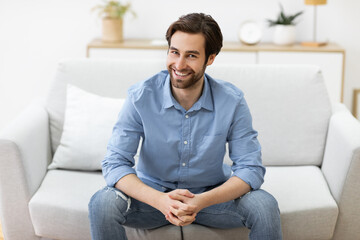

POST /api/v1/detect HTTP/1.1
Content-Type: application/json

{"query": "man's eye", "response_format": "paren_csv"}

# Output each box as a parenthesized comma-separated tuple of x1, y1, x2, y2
(171, 51, 179, 55)
(189, 54, 197, 58)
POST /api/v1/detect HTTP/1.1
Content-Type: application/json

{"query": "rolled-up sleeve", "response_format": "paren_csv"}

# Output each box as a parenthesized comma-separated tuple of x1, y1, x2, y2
(228, 96, 265, 190)
(102, 92, 143, 187)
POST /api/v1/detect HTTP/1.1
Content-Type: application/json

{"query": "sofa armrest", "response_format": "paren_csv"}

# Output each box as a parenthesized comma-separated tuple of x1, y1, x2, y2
(0, 100, 51, 240)
(321, 107, 360, 239)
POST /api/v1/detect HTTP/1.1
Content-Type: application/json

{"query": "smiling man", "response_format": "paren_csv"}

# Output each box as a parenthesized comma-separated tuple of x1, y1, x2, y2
(167, 31, 215, 111)
(89, 13, 282, 240)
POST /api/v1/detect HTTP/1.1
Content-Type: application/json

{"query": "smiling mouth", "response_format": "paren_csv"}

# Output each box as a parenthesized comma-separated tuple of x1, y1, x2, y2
(173, 69, 191, 77)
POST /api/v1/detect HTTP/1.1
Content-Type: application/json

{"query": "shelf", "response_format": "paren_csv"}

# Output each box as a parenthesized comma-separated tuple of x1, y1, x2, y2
(86, 38, 345, 103)
(87, 38, 345, 57)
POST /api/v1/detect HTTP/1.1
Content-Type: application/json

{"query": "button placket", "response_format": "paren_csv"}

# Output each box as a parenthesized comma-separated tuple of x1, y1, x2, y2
(179, 112, 190, 184)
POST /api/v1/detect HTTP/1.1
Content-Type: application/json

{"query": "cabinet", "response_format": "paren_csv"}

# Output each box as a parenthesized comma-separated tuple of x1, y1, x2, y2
(87, 39, 345, 103)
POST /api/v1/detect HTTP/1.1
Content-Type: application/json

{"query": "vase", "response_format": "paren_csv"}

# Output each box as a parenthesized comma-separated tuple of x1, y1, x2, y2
(273, 25, 296, 46)
(102, 18, 123, 43)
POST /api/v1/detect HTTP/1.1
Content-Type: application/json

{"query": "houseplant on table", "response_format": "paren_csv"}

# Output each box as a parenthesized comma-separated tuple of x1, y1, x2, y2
(267, 4, 303, 45)
(92, 0, 135, 42)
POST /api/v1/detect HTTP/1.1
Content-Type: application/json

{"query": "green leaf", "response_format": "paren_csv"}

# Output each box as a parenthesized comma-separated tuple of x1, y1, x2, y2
(267, 3, 303, 27)
(91, 0, 136, 19)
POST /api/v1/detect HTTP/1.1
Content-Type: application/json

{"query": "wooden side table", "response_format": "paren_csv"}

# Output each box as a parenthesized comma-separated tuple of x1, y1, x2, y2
(0, 221, 4, 240)
(353, 89, 360, 119)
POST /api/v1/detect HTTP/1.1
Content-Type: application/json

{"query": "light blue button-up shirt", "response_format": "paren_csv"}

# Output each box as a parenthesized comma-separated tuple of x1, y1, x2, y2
(102, 70, 265, 193)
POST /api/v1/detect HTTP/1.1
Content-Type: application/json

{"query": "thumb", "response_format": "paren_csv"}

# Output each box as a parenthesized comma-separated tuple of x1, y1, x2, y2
(177, 189, 195, 198)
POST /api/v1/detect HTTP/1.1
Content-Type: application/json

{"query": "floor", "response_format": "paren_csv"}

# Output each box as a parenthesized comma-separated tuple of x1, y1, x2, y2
(0, 221, 4, 240)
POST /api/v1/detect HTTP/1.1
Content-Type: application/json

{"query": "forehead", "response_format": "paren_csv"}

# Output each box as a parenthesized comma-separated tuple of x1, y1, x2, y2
(170, 31, 206, 53)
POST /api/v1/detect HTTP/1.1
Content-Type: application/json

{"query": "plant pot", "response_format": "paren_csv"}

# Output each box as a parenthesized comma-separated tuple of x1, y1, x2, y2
(273, 25, 296, 46)
(102, 18, 123, 43)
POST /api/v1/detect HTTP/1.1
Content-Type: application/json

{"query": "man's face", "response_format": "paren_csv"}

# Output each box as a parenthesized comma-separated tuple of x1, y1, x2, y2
(166, 31, 215, 90)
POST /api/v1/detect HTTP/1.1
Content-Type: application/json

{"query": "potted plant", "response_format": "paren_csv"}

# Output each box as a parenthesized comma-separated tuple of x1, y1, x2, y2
(92, 0, 135, 43)
(267, 4, 303, 46)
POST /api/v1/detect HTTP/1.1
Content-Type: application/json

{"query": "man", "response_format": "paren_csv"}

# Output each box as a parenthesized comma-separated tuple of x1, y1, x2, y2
(89, 13, 282, 240)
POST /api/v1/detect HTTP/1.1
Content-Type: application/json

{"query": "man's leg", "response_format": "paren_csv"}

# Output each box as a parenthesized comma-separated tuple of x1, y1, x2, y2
(194, 189, 282, 240)
(88, 186, 169, 240)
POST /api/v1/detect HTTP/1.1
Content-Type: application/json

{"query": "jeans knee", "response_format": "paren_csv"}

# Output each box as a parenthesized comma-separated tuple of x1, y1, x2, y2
(88, 187, 131, 224)
(239, 190, 282, 240)
(260, 190, 279, 212)
(240, 190, 281, 223)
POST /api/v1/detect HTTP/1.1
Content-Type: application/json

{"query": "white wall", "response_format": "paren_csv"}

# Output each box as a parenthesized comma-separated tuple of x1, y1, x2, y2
(0, 0, 359, 130)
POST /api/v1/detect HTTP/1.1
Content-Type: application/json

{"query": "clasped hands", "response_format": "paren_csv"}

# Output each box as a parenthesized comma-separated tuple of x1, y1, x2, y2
(158, 189, 205, 227)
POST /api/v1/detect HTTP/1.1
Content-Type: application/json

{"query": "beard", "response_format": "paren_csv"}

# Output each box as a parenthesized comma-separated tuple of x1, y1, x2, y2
(168, 64, 207, 89)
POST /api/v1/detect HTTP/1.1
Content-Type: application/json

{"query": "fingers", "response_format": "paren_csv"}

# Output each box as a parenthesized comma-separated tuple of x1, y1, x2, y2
(166, 212, 196, 227)
(168, 192, 196, 206)
(162, 189, 197, 227)
(167, 191, 197, 215)
(170, 206, 195, 217)
(168, 189, 194, 202)
(176, 189, 195, 198)
(165, 212, 181, 226)
(178, 212, 197, 223)
(170, 200, 197, 216)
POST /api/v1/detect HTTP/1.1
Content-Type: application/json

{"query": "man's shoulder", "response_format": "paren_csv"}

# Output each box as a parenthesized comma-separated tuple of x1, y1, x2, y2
(128, 70, 168, 100)
(206, 74, 244, 100)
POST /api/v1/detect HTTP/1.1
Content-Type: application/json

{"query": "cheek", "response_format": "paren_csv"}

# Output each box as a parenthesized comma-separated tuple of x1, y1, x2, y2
(190, 63, 203, 73)
(166, 55, 174, 68)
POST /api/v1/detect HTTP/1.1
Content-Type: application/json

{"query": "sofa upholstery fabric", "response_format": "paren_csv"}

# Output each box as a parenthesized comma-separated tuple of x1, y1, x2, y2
(47, 60, 331, 167)
(28, 167, 337, 240)
(46, 59, 165, 154)
(2, 59, 360, 240)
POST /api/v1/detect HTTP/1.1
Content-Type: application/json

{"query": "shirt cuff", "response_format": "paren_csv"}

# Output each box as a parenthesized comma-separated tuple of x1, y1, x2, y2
(103, 165, 137, 187)
(232, 167, 265, 190)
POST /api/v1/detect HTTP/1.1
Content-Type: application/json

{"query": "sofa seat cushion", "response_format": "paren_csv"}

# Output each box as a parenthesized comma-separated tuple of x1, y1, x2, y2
(29, 166, 338, 240)
(261, 166, 339, 240)
(29, 170, 105, 240)
(182, 166, 338, 240)
(28, 170, 182, 240)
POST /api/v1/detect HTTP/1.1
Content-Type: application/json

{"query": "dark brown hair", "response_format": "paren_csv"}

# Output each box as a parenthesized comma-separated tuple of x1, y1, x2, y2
(165, 13, 223, 62)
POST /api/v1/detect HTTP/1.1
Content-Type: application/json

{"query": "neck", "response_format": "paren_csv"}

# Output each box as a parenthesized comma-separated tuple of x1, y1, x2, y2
(171, 77, 204, 111)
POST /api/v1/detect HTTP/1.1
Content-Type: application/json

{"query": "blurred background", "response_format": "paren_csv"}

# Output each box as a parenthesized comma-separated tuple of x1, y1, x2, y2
(0, 0, 359, 129)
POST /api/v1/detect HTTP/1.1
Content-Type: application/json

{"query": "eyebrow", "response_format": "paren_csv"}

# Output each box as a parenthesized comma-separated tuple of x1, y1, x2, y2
(169, 46, 200, 55)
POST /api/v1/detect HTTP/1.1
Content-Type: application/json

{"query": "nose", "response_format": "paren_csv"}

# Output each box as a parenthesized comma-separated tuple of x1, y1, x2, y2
(175, 56, 186, 70)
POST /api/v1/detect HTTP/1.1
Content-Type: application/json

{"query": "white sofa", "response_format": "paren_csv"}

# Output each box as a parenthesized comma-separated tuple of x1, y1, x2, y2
(1, 59, 360, 240)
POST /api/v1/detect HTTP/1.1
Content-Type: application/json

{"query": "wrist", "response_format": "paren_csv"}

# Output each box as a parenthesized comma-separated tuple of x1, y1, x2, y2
(150, 191, 167, 210)
(196, 192, 213, 210)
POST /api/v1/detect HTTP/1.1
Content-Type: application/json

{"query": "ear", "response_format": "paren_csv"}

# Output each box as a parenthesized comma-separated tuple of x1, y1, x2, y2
(206, 54, 216, 66)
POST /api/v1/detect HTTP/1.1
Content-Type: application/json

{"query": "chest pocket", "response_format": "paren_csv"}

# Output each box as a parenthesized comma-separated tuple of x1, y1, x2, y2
(197, 134, 227, 159)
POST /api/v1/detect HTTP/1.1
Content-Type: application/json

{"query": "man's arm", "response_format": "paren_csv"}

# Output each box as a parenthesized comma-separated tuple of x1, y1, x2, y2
(198, 176, 251, 207)
(102, 94, 196, 226)
(169, 176, 250, 216)
(170, 95, 262, 216)
(115, 174, 197, 226)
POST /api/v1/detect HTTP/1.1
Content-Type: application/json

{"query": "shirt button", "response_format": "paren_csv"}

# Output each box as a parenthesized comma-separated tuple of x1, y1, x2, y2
(185, 115, 189, 118)
(184, 140, 188, 145)
(182, 163, 186, 167)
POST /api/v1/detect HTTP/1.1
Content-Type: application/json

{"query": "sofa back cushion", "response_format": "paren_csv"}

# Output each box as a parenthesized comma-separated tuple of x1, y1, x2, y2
(46, 59, 331, 166)
(207, 64, 331, 166)
(46, 59, 166, 156)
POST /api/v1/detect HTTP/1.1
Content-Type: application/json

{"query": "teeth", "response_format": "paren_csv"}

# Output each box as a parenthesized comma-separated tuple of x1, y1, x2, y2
(175, 70, 188, 76)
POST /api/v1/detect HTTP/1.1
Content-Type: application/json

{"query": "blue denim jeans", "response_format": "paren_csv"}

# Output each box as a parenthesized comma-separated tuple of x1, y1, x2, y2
(88, 187, 282, 240)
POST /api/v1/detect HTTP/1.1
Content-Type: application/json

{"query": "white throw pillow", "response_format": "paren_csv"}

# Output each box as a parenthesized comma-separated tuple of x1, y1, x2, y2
(48, 84, 125, 170)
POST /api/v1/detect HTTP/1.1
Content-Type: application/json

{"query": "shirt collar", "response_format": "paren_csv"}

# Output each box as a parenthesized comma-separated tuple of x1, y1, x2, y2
(194, 74, 214, 111)
(162, 72, 214, 112)
(162, 74, 175, 109)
